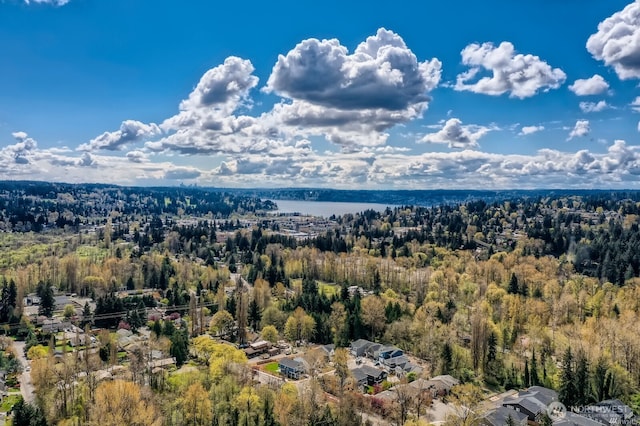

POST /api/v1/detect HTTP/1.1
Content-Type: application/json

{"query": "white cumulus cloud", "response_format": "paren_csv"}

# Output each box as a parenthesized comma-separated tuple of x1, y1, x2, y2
(579, 100, 610, 113)
(567, 120, 591, 140)
(80, 120, 161, 151)
(569, 74, 610, 95)
(179, 56, 258, 113)
(454, 41, 566, 98)
(587, 1, 640, 80)
(519, 125, 544, 135)
(420, 118, 491, 149)
(261, 28, 442, 148)
(265, 28, 441, 111)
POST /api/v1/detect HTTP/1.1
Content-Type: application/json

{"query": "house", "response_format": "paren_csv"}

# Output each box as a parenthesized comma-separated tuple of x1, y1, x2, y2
(41, 319, 72, 334)
(62, 331, 89, 347)
(54, 295, 73, 310)
(278, 358, 306, 380)
(385, 354, 409, 368)
(421, 375, 460, 397)
(393, 361, 423, 377)
(267, 347, 281, 357)
(364, 343, 382, 359)
(521, 386, 558, 406)
(250, 340, 270, 352)
(503, 395, 547, 422)
(149, 358, 176, 369)
(350, 339, 374, 357)
(351, 367, 369, 389)
(481, 406, 528, 426)
(351, 365, 387, 388)
(377, 345, 404, 362)
(554, 412, 605, 426)
(244, 340, 271, 359)
(581, 399, 636, 425)
(502, 386, 559, 423)
(318, 344, 335, 360)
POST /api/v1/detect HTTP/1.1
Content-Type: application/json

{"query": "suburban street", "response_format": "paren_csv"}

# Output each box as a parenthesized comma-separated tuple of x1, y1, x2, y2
(13, 341, 35, 404)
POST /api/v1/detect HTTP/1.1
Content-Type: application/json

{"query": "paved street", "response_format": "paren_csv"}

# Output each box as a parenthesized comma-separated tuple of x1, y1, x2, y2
(13, 341, 35, 404)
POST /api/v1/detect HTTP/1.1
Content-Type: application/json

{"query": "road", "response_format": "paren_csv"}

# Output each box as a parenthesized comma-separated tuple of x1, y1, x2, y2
(13, 341, 35, 404)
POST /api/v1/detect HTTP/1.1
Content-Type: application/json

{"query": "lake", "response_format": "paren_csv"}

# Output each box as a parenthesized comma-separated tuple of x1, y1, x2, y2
(271, 200, 395, 217)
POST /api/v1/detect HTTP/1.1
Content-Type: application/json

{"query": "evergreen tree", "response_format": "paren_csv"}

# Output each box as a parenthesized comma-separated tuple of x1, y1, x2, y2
(170, 330, 189, 367)
(559, 347, 577, 407)
(530, 349, 540, 386)
(487, 332, 497, 364)
(152, 319, 162, 338)
(441, 342, 453, 374)
(37, 281, 55, 318)
(575, 351, 590, 406)
(592, 356, 613, 402)
(81, 302, 92, 327)
(523, 359, 530, 388)
(126, 276, 135, 291)
(8, 279, 16, 308)
(163, 319, 176, 337)
(508, 273, 519, 294)
(12, 397, 48, 426)
(248, 298, 261, 331)
(372, 268, 381, 295)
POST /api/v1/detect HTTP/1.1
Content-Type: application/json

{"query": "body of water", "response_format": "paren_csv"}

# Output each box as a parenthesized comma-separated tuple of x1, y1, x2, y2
(270, 199, 395, 217)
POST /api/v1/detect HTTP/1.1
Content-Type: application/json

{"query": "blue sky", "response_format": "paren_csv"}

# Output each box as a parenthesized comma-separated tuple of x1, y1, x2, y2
(1, 0, 640, 188)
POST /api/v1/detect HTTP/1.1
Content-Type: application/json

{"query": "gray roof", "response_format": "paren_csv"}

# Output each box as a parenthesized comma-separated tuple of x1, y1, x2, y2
(279, 358, 304, 371)
(428, 375, 460, 389)
(482, 407, 528, 426)
(404, 363, 423, 375)
(386, 354, 409, 367)
(581, 399, 635, 424)
(554, 412, 604, 426)
(522, 386, 558, 406)
(321, 344, 335, 353)
(351, 365, 384, 381)
(366, 343, 382, 354)
(503, 395, 547, 416)
(351, 339, 373, 350)
(351, 368, 368, 383)
(356, 365, 386, 378)
(378, 345, 400, 354)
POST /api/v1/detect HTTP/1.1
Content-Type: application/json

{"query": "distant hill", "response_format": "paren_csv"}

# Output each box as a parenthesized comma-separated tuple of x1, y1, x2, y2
(226, 188, 631, 208)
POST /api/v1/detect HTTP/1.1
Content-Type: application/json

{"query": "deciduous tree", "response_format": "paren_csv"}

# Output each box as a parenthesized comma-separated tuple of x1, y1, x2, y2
(90, 380, 161, 426)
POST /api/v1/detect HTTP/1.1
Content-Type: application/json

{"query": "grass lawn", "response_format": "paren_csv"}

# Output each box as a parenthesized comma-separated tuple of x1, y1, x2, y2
(1, 394, 21, 412)
(264, 362, 279, 374)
